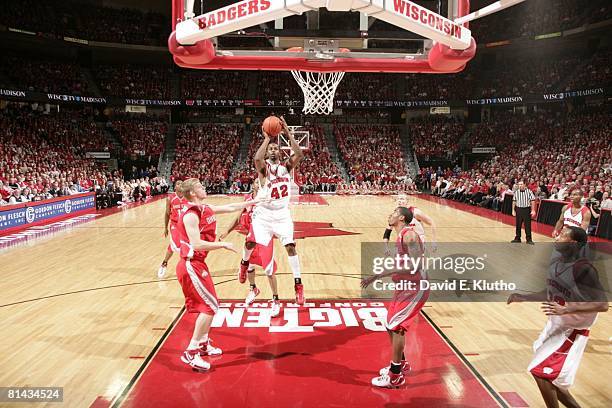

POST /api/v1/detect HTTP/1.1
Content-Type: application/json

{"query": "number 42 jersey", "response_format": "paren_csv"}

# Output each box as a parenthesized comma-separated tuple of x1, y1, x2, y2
(255, 160, 292, 213)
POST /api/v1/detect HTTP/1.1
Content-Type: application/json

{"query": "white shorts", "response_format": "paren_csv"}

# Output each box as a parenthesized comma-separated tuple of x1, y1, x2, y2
(527, 318, 590, 389)
(249, 208, 294, 247)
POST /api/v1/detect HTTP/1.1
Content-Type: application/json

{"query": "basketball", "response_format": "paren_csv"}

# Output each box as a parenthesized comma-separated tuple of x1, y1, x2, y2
(263, 116, 283, 136)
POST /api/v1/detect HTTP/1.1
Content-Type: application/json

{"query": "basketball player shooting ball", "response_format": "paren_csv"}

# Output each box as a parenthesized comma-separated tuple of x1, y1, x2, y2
(238, 116, 306, 305)
(175, 178, 268, 372)
(507, 226, 608, 408)
(158, 180, 187, 278)
(219, 181, 281, 317)
(362, 207, 428, 388)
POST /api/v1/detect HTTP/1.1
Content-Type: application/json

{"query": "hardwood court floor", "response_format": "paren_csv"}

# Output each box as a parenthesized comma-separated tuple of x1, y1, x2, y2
(0, 195, 609, 407)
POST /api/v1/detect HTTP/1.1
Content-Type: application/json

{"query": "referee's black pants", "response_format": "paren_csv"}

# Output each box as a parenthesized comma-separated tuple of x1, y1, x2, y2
(515, 207, 532, 241)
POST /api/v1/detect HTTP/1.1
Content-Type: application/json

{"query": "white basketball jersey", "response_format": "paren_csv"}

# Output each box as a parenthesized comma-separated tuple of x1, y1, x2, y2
(408, 206, 426, 237)
(256, 160, 292, 212)
(563, 206, 588, 229)
(547, 257, 597, 329)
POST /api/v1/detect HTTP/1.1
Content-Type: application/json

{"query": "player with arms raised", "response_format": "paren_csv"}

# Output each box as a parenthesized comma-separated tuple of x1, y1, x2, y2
(237, 117, 306, 304)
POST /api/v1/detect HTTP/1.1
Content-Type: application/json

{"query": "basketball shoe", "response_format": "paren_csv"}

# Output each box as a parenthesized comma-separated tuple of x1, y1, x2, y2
(245, 287, 261, 305)
(270, 299, 281, 317)
(238, 260, 249, 283)
(157, 262, 168, 278)
(198, 339, 222, 356)
(181, 349, 211, 372)
(379, 360, 411, 376)
(294, 283, 305, 305)
(371, 373, 405, 388)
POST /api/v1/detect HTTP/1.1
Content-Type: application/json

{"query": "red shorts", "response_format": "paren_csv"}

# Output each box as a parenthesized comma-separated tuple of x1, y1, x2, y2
(168, 223, 180, 253)
(386, 288, 429, 333)
(249, 239, 277, 276)
(176, 259, 219, 315)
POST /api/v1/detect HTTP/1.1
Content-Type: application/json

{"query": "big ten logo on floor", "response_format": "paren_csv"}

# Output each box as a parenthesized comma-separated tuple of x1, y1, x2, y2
(212, 301, 388, 332)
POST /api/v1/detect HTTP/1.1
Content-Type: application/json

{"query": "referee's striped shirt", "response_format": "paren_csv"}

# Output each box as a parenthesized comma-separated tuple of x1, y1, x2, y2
(513, 188, 535, 208)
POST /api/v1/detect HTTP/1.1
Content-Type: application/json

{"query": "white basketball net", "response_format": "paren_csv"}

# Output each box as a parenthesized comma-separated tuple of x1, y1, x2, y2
(291, 71, 345, 115)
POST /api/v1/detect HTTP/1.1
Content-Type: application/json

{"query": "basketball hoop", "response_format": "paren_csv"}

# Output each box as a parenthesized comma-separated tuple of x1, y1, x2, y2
(291, 70, 345, 115)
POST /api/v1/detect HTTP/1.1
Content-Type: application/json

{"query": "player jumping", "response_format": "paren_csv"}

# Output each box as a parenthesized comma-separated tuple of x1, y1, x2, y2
(219, 181, 281, 317)
(237, 117, 306, 305)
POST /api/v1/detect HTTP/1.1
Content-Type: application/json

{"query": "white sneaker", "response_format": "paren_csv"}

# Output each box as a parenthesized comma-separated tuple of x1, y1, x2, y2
(157, 264, 167, 278)
(379, 361, 411, 376)
(245, 287, 261, 305)
(181, 350, 211, 371)
(270, 300, 281, 317)
(199, 339, 222, 356)
(371, 373, 405, 388)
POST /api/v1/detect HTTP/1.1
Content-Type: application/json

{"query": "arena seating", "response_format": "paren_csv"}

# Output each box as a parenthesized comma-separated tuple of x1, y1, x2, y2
(410, 117, 465, 160)
(334, 124, 408, 184)
(95, 65, 175, 99)
(172, 124, 242, 194)
(0, 0, 168, 45)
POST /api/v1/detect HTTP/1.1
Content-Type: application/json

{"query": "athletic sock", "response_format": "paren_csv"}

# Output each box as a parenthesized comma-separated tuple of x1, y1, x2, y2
(288, 255, 301, 280)
(242, 247, 254, 262)
(187, 339, 200, 350)
(390, 361, 402, 375)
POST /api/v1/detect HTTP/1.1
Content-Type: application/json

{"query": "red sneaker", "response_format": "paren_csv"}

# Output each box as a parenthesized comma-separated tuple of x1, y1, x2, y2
(238, 260, 249, 284)
(294, 283, 305, 305)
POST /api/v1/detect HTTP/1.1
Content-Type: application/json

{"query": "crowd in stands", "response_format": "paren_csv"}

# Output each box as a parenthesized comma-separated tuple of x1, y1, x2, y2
(95, 65, 175, 99)
(421, 109, 612, 235)
(0, 103, 170, 208)
(107, 118, 167, 160)
(334, 124, 414, 194)
(172, 124, 242, 194)
(0, 0, 168, 45)
(410, 116, 465, 160)
(181, 71, 250, 100)
(1, 56, 89, 95)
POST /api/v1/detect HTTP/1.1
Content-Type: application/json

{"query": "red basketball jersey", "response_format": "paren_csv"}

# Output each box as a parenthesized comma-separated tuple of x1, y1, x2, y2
(177, 203, 217, 262)
(239, 193, 255, 230)
(169, 193, 188, 225)
(394, 225, 425, 282)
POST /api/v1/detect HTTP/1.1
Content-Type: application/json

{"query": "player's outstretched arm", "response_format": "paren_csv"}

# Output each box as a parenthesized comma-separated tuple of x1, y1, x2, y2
(254, 129, 270, 176)
(219, 212, 242, 240)
(163, 197, 171, 237)
(552, 205, 567, 237)
(209, 197, 269, 214)
(280, 116, 304, 171)
(416, 210, 438, 248)
(184, 212, 236, 253)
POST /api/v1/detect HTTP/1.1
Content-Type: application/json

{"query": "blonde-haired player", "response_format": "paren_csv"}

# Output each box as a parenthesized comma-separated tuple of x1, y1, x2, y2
(174, 178, 265, 371)
(237, 117, 306, 305)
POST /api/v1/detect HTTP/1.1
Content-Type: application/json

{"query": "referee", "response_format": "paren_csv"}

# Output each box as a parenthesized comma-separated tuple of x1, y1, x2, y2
(512, 180, 536, 244)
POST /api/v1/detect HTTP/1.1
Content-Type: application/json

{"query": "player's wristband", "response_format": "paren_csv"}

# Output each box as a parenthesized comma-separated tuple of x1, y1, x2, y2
(383, 228, 392, 240)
